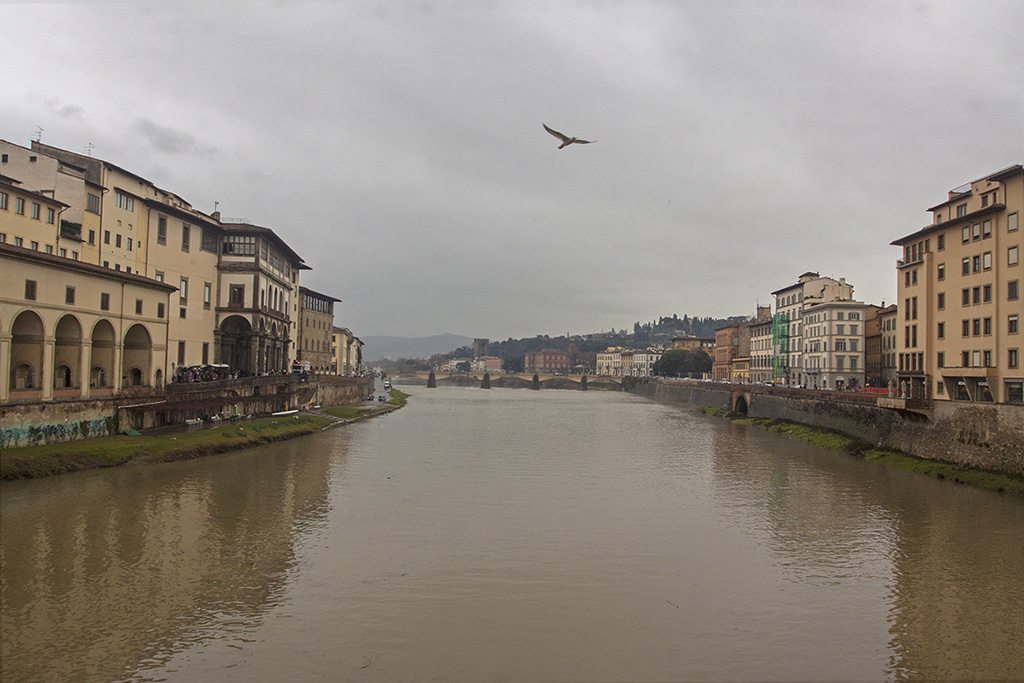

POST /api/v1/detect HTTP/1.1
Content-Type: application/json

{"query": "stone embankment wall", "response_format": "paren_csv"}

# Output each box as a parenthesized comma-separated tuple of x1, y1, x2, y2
(0, 375, 374, 447)
(627, 378, 1024, 476)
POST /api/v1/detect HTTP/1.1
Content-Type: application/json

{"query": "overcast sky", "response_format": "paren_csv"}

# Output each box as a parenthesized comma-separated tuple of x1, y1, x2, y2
(4, 0, 1022, 340)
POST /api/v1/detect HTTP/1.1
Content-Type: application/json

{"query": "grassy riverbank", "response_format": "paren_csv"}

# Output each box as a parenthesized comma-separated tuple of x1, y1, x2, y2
(700, 406, 1024, 497)
(1, 390, 412, 481)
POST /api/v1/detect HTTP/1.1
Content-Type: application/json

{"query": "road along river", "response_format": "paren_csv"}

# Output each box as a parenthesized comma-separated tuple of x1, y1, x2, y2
(2, 386, 1022, 681)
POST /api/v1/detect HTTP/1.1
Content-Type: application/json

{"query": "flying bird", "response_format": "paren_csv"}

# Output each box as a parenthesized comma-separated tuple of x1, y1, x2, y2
(543, 123, 596, 149)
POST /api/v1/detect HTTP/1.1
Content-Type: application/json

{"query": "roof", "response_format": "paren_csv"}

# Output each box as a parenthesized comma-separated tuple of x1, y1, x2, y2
(220, 221, 307, 268)
(0, 242, 178, 292)
(925, 164, 1023, 212)
(0, 174, 70, 208)
(299, 285, 342, 303)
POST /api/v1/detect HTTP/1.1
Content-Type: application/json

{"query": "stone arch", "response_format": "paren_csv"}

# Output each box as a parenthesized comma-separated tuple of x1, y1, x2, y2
(10, 310, 44, 391)
(54, 314, 83, 390)
(220, 315, 253, 374)
(90, 319, 116, 388)
(122, 324, 153, 386)
(733, 394, 749, 415)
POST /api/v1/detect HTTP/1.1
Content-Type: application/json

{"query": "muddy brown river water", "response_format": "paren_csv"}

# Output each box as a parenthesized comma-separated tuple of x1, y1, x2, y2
(2, 386, 1023, 681)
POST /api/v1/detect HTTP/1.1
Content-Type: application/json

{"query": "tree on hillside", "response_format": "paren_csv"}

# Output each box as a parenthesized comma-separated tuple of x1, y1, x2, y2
(653, 349, 713, 378)
(502, 355, 524, 373)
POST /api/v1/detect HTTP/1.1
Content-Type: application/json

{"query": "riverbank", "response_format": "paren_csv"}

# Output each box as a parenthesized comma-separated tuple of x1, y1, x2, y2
(0, 389, 410, 480)
(700, 406, 1024, 497)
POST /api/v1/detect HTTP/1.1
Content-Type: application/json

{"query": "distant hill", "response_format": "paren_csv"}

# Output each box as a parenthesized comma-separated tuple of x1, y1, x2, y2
(362, 334, 473, 362)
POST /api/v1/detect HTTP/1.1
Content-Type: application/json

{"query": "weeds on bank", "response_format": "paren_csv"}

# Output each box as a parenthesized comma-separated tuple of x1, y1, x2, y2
(699, 405, 1024, 497)
(387, 389, 410, 407)
(0, 414, 333, 480)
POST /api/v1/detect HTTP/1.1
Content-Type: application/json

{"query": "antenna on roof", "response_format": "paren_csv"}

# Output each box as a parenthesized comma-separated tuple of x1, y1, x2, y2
(33, 126, 43, 143)
(85, 142, 94, 157)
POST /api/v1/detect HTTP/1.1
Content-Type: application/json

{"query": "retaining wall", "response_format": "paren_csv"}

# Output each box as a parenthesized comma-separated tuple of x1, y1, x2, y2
(627, 378, 1024, 476)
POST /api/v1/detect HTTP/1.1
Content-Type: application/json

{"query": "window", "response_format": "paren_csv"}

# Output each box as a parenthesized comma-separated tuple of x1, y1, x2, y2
(937, 351, 944, 368)
(201, 226, 218, 253)
(957, 203, 967, 217)
(983, 284, 992, 303)
(157, 302, 165, 319)
(203, 282, 212, 309)
(1009, 380, 1023, 404)
(962, 226, 970, 243)
(115, 234, 122, 248)
(983, 252, 992, 270)
(1010, 280, 1020, 300)
(962, 320, 970, 337)
(86, 193, 100, 214)
(100, 293, 110, 311)
(973, 319, 981, 337)
(938, 234, 945, 250)
(154, 270, 164, 282)
(938, 292, 945, 310)
(983, 220, 992, 239)
(962, 257, 970, 276)
(835, 340, 847, 351)
(181, 224, 190, 252)
(973, 223, 981, 241)
(937, 263, 945, 281)
(230, 284, 245, 307)
(30, 240, 38, 250)
(157, 216, 167, 245)
(46, 207, 55, 224)
(224, 235, 257, 255)
(127, 237, 133, 251)
(983, 350, 992, 368)
(45, 245, 53, 254)
(14, 237, 22, 247)
(1009, 349, 1019, 369)
(104, 230, 111, 245)
(983, 317, 992, 336)
(973, 286, 981, 305)
(0, 192, 7, 210)
(135, 299, 143, 315)
(202, 342, 209, 365)
(115, 190, 134, 211)
(1009, 212, 1019, 232)
(31, 202, 40, 220)
(179, 277, 188, 303)
(1010, 314, 1020, 334)
(177, 341, 185, 366)
(180, 307, 187, 319)
(88, 229, 95, 244)
(973, 350, 981, 368)
(25, 280, 37, 300)
(938, 321, 945, 339)
(1010, 246, 1019, 266)
(16, 197, 25, 214)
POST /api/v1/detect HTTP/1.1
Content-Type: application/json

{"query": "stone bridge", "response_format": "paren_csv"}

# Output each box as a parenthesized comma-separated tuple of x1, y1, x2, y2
(388, 371, 624, 389)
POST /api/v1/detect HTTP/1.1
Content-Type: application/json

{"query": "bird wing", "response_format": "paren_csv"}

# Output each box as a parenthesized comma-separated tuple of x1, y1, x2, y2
(572, 139, 595, 145)
(543, 123, 570, 142)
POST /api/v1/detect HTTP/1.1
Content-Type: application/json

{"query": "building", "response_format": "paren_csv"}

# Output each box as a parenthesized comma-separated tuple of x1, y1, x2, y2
(771, 272, 855, 386)
(215, 221, 307, 375)
(596, 347, 622, 376)
(891, 164, 1022, 404)
(801, 297, 868, 390)
(879, 304, 899, 390)
(524, 349, 570, 373)
(473, 338, 489, 358)
(865, 304, 884, 389)
(297, 287, 340, 374)
(1, 242, 176, 401)
(750, 309, 774, 384)
(631, 348, 664, 377)
(471, 356, 503, 373)
(712, 324, 740, 381)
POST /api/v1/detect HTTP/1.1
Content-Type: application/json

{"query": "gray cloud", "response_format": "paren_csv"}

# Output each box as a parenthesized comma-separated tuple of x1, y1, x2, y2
(3, 0, 1022, 340)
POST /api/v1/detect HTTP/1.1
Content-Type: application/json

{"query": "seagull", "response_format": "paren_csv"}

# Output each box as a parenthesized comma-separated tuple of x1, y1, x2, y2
(543, 123, 596, 149)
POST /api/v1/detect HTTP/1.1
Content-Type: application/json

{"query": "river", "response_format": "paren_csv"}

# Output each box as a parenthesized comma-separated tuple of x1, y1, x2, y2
(2, 386, 1023, 682)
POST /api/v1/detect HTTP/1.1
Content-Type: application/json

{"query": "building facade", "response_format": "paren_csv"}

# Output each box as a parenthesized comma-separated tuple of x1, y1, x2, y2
(801, 298, 867, 390)
(524, 349, 570, 373)
(891, 164, 1022, 404)
(712, 324, 740, 381)
(297, 287, 340, 374)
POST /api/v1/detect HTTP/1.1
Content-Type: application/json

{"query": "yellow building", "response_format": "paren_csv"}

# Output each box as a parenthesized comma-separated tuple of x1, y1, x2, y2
(1, 242, 175, 401)
(298, 287, 340, 374)
(891, 164, 1022, 404)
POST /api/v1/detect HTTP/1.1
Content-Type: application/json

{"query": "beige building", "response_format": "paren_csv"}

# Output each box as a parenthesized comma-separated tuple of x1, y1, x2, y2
(297, 287, 340, 374)
(1, 242, 176, 401)
(596, 347, 622, 376)
(749, 311, 774, 384)
(891, 164, 1022, 404)
(801, 297, 867, 390)
(879, 304, 899, 389)
(772, 272, 855, 386)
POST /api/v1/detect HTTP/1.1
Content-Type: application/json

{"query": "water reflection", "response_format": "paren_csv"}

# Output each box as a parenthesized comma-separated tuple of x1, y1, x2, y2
(709, 421, 1024, 680)
(0, 433, 341, 683)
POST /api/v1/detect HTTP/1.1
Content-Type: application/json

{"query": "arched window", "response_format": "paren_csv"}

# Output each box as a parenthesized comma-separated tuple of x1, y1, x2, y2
(55, 364, 73, 389)
(13, 363, 34, 389)
(127, 368, 143, 386)
(91, 366, 107, 387)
